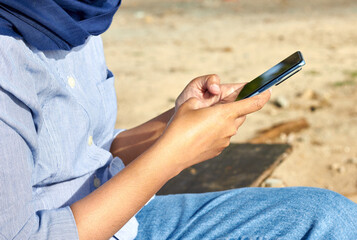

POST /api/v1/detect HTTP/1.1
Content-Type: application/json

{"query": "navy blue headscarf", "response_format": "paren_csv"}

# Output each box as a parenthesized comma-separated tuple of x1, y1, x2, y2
(0, 0, 121, 51)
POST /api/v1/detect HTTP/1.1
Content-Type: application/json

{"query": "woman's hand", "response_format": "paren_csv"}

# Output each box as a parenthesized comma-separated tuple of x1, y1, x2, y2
(73, 74, 270, 240)
(111, 74, 246, 166)
(159, 89, 271, 176)
(175, 74, 246, 111)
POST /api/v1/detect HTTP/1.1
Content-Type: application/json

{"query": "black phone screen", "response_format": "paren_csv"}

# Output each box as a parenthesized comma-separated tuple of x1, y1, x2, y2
(236, 51, 304, 100)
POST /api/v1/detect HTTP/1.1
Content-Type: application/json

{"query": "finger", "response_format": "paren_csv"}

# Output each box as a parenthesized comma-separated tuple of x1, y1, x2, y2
(219, 83, 249, 103)
(220, 84, 238, 99)
(205, 74, 221, 95)
(220, 85, 241, 102)
(221, 83, 247, 94)
(235, 115, 246, 130)
(225, 90, 271, 118)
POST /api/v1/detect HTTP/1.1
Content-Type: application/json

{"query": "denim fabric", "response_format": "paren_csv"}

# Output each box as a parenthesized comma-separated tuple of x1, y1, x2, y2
(136, 187, 357, 240)
(0, 35, 137, 240)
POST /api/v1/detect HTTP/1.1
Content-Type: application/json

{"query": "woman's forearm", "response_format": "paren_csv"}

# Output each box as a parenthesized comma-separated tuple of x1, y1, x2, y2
(71, 137, 180, 240)
(72, 108, 177, 240)
(110, 108, 175, 165)
(71, 89, 271, 240)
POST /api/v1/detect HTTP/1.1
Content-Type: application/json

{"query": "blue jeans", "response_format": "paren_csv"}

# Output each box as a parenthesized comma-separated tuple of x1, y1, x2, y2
(135, 187, 357, 239)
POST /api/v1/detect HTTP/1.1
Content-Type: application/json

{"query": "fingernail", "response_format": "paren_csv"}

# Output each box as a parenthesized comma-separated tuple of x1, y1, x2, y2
(269, 88, 273, 93)
(210, 84, 220, 93)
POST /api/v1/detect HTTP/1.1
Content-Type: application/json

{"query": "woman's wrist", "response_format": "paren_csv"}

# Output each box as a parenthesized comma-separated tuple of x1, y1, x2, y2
(110, 108, 175, 165)
(71, 137, 180, 240)
(146, 134, 185, 179)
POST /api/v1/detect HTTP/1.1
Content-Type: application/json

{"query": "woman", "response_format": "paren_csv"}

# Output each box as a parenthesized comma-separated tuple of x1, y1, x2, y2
(0, 1, 356, 239)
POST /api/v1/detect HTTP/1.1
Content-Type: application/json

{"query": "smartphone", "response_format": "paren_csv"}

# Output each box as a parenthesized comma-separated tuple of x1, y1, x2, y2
(236, 51, 305, 101)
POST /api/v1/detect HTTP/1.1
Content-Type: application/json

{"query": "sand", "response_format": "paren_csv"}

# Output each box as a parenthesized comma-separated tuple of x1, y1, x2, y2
(102, 0, 357, 202)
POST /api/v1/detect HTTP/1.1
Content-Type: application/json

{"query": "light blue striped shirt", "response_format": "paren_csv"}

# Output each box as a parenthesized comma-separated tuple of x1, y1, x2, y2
(0, 35, 138, 240)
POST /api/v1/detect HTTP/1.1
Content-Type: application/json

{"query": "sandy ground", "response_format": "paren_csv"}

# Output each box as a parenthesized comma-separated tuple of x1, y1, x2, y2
(102, 0, 357, 202)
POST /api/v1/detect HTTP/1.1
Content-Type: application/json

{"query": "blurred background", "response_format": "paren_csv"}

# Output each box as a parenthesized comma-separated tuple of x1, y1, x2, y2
(102, 0, 357, 201)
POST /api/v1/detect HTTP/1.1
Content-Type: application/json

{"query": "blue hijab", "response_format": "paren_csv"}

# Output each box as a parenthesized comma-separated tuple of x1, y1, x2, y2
(0, 0, 121, 51)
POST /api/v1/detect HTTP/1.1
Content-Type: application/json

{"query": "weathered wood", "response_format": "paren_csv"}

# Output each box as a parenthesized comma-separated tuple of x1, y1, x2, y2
(249, 118, 309, 144)
(157, 143, 292, 195)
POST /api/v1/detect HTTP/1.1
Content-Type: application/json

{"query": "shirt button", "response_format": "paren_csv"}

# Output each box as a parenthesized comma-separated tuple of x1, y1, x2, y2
(67, 76, 76, 88)
(94, 176, 101, 188)
(88, 135, 93, 146)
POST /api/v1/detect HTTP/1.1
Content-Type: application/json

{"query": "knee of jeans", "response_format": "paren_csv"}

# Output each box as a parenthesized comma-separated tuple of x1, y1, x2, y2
(290, 187, 354, 221)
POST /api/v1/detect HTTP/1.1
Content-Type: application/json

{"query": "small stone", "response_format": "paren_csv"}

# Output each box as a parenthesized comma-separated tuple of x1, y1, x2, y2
(189, 168, 197, 175)
(337, 166, 346, 173)
(311, 139, 323, 146)
(300, 89, 317, 100)
(262, 178, 285, 188)
(287, 133, 295, 144)
(134, 11, 145, 19)
(278, 35, 285, 41)
(329, 163, 346, 173)
(310, 105, 318, 112)
(329, 163, 340, 171)
(297, 134, 310, 143)
(266, 107, 278, 116)
(296, 136, 306, 142)
(273, 96, 290, 108)
(346, 157, 357, 164)
(222, 46, 233, 53)
(318, 98, 332, 108)
(279, 133, 288, 142)
(279, 133, 295, 144)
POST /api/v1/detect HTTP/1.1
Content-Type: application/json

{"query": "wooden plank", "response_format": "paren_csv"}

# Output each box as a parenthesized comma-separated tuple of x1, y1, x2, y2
(157, 143, 292, 195)
(249, 118, 309, 144)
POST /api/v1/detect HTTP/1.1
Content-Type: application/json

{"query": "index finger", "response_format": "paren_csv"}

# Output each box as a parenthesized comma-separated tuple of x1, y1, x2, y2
(223, 89, 271, 118)
(219, 83, 248, 103)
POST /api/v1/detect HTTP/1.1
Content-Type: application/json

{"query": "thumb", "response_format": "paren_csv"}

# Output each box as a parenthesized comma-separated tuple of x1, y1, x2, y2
(205, 74, 221, 95)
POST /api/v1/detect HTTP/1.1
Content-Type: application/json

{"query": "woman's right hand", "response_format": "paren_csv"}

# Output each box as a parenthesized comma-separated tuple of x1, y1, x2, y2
(157, 89, 271, 176)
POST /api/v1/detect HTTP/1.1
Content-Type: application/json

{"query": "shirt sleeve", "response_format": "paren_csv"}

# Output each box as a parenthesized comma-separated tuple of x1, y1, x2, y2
(0, 73, 78, 239)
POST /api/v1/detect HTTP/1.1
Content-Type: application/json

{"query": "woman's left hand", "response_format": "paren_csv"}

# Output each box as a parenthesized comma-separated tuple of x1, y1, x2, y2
(175, 74, 246, 111)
